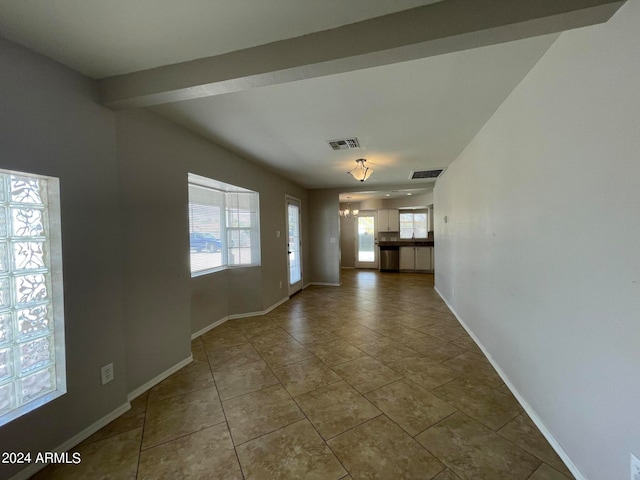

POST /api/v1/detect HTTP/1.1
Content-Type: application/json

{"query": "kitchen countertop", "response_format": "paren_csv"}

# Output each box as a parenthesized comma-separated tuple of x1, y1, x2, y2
(378, 240, 434, 247)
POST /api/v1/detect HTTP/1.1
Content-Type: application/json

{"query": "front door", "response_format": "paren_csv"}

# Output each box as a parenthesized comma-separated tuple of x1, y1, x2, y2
(286, 196, 303, 295)
(355, 213, 378, 269)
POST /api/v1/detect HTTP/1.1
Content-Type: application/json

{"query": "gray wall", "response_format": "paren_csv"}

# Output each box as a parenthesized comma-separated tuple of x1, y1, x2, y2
(339, 202, 359, 268)
(116, 109, 193, 390)
(308, 190, 341, 284)
(434, 2, 640, 479)
(0, 35, 311, 478)
(0, 38, 127, 479)
(117, 108, 309, 391)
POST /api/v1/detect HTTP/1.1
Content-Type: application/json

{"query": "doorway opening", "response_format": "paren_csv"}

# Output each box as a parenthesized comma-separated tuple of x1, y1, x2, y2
(286, 195, 303, 295)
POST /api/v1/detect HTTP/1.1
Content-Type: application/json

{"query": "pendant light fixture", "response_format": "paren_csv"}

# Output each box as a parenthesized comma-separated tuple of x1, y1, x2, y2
(348, 158, 373, 182)
(339, 197, 359, 218)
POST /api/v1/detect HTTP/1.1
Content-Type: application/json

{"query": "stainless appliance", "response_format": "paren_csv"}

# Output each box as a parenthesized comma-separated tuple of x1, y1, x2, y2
(379, 246, 399, 272)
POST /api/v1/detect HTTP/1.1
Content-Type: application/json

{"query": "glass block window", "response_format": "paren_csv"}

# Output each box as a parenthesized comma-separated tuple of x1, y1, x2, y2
(188, 173, 261, 276)
(400, 211, 429, 239)
(0, 170, 65, 426)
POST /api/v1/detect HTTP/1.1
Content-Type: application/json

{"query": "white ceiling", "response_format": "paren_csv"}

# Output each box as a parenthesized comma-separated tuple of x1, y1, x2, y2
(0, 0, 442, 78)
(339, 190, 430, 203)
(0, 0, 568, 194)
(151, 34, 557, 188)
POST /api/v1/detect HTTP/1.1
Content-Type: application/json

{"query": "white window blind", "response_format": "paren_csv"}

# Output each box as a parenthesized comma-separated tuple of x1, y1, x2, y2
(0, 170, 66, 426)
(188, 173, 260, 276)
(399, 212, 428, 239)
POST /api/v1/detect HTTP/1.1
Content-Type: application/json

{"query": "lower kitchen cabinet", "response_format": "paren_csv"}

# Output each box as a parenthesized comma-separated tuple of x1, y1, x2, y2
(400, 246, 433, 272)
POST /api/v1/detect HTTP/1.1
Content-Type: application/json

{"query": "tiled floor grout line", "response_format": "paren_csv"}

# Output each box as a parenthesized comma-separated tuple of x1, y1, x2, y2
(221, 339, 350, 475)
(245, 335, 312, 439)
(411, 409, 460, 440)
(136, 348, 228, 458)
(229, 417, 305, 449)
(140, 420, 227, 453)
(242, 329, 418, 480)
(133, 393, 150, 479)
(31, 273, 568, 479)
(299, 407, 355, 478)
(350, 289, 550, 476)
(323, 411, 386, 443)
(202, 337, 247, 480)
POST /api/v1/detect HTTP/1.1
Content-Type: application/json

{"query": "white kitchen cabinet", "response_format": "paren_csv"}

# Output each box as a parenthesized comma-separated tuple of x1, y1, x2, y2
(415, 247, 432, 271)
(377, 209, 399, 233)
(400, 246, 433, 271)
(399, 247, 416, 270)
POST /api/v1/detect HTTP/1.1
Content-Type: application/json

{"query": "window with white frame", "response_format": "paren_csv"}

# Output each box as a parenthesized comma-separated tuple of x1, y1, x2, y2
(188, 173, 260, 276)
(399, 211, 428, 239)
(0, 169, 66, 426)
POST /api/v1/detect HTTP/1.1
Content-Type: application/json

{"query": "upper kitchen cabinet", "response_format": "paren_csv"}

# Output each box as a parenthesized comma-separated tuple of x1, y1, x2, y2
(377, 209, 399, 233)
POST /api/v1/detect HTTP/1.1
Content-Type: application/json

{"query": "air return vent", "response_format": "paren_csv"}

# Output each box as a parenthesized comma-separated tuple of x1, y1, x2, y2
(327, 138, 360, 150)
(410, 169, 444, 179)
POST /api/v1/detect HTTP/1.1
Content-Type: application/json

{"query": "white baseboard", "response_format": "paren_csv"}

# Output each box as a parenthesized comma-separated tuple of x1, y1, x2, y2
(261, 296, 290, 315)
(9, 401, 131, 480)
(127, 354, 194, 401)
(228, 295, 290, 319)
(9, 349, 213, 479)
(340, 266, 355, 269)
(191, 296, 291, 339)
(306, 282, 341, 287)
(191, 317, 229, 340)
(433, 286, 584, 480)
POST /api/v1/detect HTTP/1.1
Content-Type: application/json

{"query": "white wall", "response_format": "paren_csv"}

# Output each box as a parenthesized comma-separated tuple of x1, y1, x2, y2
(359, 191, 434, 210)
(434, 2, 640, 479)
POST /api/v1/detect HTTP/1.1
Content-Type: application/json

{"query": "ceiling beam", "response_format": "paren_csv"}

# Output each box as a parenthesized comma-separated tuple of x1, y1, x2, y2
(98, 0, 625, 109)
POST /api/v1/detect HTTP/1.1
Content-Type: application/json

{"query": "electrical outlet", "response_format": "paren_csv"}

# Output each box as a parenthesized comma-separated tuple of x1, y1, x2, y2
(101, 363, 114, 385)
(631, 453, 640, 480)
(279, 280, 283, 288)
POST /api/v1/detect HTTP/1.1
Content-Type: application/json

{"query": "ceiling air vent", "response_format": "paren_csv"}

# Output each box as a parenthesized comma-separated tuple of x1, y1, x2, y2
(410, 169, 444, 179)
(327, 137, 360, 150)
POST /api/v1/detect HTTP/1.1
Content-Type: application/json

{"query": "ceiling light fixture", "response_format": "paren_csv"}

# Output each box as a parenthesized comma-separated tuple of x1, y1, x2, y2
(347, 158, 373, 182)
(340, 198, 359, 218)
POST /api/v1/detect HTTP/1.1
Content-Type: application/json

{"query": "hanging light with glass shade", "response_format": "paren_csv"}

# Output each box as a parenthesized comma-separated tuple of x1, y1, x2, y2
(347, 158, 373, 182)
(339, 198, 359, 218)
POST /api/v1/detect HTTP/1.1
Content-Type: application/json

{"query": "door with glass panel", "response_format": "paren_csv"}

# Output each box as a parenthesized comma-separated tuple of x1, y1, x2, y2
(355, 213, 378, 268)
(286, 196, 303, 295)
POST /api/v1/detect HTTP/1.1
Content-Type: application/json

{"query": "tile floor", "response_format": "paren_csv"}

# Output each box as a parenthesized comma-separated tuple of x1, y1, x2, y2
(32, 270, 575, 480)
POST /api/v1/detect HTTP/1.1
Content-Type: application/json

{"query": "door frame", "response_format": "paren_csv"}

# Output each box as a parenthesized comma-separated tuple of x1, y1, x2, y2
(355, 211, 378, 269)
(285, 195, 303, 296)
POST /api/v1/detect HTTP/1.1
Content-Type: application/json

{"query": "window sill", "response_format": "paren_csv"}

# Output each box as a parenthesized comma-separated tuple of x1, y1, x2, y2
(191, 264, 261, 278)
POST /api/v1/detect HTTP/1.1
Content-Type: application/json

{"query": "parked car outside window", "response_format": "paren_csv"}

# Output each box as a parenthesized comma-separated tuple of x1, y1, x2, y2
(190, 232, 222, 252)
